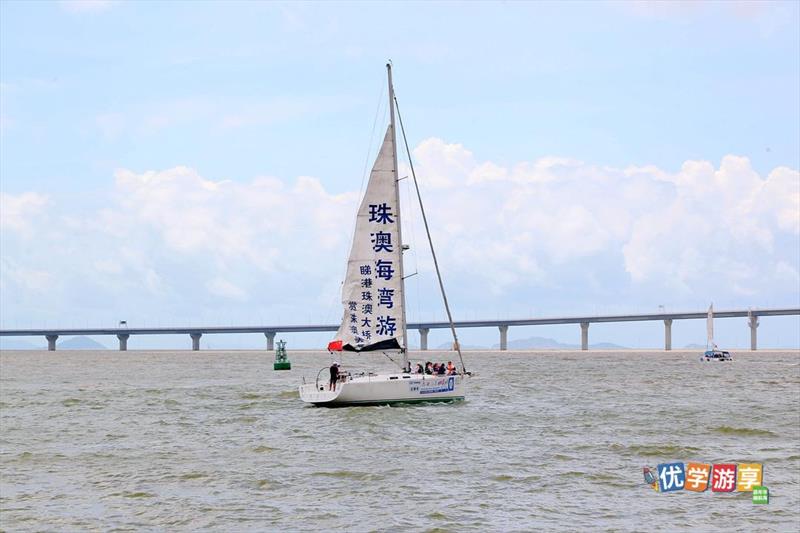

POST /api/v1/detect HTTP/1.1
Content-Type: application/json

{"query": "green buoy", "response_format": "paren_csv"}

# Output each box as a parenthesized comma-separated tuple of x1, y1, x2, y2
(273, 339, 291, 370)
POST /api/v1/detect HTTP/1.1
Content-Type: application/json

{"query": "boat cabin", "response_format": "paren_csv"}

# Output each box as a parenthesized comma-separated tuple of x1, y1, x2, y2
(702, 349, 732, 361)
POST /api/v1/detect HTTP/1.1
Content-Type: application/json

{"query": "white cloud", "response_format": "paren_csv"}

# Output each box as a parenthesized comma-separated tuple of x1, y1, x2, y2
(206, 278, 248, 301)
(412, 138, 475, 188)
(0, 192, 49, 234)
(621, 155, 799, 292)
(761, 166, 800, 234)
(0, 258, 51, 291)
(775, 261, 800, 285)
(0, 144, 797, 325)
(468, 155, 584, 185)
(109, 166, 358, 275)
(410, 140, 798, 296)
(411, 141, 637, 290)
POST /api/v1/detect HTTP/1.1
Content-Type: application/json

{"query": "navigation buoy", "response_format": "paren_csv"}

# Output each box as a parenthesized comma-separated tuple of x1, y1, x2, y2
(273, 339, 291, 370)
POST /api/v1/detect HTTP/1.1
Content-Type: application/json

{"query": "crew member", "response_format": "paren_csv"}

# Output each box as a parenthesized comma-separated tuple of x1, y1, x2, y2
(329, 362, 340, 391)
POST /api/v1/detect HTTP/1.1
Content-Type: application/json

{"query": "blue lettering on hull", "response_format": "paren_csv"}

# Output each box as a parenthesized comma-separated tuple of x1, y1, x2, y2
(410, 377, 456, 395)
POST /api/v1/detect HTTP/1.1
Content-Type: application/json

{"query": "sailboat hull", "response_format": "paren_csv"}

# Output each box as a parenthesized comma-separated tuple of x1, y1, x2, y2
(700, 349, 732, 361)
(299, 373, 465, 407)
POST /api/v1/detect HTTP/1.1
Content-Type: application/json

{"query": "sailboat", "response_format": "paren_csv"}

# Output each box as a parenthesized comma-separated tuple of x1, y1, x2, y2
(299, 64, 467, 406)
(701, 303, 732, 361)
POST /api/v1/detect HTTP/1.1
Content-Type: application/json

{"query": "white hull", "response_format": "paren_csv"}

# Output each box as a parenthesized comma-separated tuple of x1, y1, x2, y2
(299, 372, 465, 407)
(700, 349, 732, 362)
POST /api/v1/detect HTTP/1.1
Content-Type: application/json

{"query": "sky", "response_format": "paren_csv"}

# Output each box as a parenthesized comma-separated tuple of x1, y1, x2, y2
(1, 0, 799, 350)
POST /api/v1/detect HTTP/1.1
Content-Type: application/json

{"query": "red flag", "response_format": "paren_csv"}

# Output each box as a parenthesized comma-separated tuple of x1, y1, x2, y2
(327, 340, 343, 352)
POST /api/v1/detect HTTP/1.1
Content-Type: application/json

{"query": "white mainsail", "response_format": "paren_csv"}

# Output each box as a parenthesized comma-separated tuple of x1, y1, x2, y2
(331, 127, 405, 352)
(707, 303, 714, 347)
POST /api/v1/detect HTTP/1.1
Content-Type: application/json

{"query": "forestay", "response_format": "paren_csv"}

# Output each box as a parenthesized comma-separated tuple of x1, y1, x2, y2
(331, 127, 405, 352)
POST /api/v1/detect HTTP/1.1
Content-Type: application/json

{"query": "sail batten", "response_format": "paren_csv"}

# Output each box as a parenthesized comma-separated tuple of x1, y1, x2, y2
(331, 127, 405, 352)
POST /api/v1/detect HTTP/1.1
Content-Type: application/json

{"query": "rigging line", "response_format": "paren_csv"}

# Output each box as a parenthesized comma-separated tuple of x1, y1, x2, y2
(400, 140, 422, 334)
(359, 82, 386, 194)
(382, 351, 401, 368)
(393, 95, 467, 375)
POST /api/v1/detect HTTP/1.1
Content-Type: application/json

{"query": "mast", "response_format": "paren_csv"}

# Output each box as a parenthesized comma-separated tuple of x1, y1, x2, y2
(387, 62, 409, 369)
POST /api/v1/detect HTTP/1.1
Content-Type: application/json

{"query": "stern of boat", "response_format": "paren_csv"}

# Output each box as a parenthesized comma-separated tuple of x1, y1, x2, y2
(299, 381, 343, 405)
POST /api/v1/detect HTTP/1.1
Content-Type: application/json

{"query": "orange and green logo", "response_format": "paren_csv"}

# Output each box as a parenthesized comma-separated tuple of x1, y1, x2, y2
(643, 462, 766, 503)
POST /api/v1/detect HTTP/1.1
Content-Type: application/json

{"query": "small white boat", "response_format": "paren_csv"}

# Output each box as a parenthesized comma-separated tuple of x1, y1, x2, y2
(299, 63, 468, 407)
(699, 303, 733, 362)
(701, 349, 732, 362)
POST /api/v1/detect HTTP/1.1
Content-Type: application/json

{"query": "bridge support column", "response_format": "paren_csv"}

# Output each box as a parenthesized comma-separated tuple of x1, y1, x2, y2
(580, 322, 589, 351)
(499, 325, 508, 351)
(190, 333, 202, 351)
(748, 312, 759, 351)
(46, 335, 58, 351)
(265, 332, 275, 351)
(664, 319, 672, 351)
(117, 334, 129, 351)
(419, 328, 429, 351)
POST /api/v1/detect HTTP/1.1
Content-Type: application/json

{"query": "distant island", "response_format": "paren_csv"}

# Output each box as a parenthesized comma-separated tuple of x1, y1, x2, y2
(0, 335, 107, 350)
(58, 336, 108, 350)
(435, 336, 628, 350)
(435, 342, 487, 350)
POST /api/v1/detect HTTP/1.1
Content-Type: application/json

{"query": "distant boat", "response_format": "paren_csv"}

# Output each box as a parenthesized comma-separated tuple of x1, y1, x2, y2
(298, 64, 467, 406)
(700, 303, 732, 362)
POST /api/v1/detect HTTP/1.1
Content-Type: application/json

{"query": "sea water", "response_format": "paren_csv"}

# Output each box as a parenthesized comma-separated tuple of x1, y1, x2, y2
(1, 350, 798, 531)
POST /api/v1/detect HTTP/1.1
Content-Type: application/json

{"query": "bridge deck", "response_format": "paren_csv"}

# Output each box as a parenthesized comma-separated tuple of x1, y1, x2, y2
(1, 308, 796, 336)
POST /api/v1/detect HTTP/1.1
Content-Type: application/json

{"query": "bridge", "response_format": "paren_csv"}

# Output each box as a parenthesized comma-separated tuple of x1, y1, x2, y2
(1, 307, 797, 352)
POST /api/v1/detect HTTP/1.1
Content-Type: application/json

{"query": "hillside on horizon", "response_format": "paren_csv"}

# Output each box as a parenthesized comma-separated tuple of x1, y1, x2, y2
(433, 336, 629, 350)
(0, 336, 108, 350)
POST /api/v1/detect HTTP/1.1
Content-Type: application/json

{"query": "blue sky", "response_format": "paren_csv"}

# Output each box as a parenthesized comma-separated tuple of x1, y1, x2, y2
(1, 0, 798, 349)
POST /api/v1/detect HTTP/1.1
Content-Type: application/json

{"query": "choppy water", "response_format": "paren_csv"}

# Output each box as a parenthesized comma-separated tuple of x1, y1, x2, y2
(1, 349, 799, 531)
